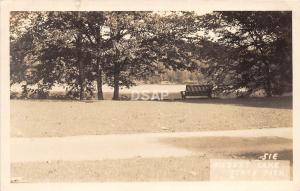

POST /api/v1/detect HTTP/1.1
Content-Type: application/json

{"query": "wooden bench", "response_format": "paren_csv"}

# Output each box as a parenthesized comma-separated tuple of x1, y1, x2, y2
(180, 85, 212, 99)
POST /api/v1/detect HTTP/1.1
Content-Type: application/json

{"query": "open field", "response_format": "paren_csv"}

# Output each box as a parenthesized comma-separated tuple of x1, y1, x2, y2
(10, 97, 293, 182)
(11, 97, 292, 137)
(11, 136, 292, 182)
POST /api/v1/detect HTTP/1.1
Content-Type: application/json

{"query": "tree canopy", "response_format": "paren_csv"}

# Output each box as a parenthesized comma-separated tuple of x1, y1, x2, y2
(198, 11, 292, 96)
(10, 11, 292, 99)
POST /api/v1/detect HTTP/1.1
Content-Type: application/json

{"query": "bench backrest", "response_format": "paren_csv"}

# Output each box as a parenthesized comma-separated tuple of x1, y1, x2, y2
(186, 85, 212, 92)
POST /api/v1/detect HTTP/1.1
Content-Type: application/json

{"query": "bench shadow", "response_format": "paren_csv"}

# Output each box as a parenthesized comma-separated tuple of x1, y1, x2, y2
(162, 96, 293, 109)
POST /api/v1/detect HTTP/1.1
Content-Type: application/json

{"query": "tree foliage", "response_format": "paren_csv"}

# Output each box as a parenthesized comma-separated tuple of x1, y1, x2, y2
(198, 11, 292, 96)
(10, 11, 292, 99)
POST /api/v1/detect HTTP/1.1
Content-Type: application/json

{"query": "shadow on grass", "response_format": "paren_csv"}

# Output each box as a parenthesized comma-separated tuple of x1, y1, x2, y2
(11, 90, 292, 109)
(162, 96, 293, 109)
(236, 149, 293, 163)
(161, 136, 293, 164)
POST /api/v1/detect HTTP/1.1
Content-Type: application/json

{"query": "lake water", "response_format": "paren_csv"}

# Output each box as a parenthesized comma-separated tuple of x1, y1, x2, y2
(11, 84, 186, 93)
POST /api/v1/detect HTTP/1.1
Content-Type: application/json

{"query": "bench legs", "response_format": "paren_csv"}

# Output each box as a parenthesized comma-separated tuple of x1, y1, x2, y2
(180, 91, 186, 99)
(208, 93, 212, 99)
(181, 93, 212, 99)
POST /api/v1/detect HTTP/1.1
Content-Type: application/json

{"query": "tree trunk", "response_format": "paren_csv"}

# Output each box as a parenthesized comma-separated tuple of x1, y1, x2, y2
(253, 32, 272, 97)
(265, 66, 272, 97)
(78, 50, 84, 100)
(21, 83, 28, 99)
(76, 13, 84, 100)
(79, 59, 84, 100)
(96, 72, 104, 100)
(79, 70, 84, 100)
(263, 59, 272, 97)
(112, 63, 120, 100)
(113, 79, 120, 100)
(94, 25, 104, 100)
(96, 58, 104, 100)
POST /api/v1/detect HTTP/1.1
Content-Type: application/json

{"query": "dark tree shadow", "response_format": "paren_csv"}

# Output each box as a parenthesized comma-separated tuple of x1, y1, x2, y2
(161, 96, 293, 109)
(11, 90, 293, 109)
(236, 149, 293, 163)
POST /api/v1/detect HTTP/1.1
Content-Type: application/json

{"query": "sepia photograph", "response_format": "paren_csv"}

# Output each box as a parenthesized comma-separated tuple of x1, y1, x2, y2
(1, 0, 299, 190)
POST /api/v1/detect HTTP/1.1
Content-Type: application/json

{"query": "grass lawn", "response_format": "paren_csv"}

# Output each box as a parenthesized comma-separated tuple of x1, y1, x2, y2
(11, 97, 292, 137)
(11, 136, 292, 182)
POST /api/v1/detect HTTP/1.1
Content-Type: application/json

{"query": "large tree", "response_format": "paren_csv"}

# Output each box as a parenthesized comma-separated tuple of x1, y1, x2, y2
(11, 12, 109, 100)
(40, 12, 108, 100)
(103, 12, 165, 100)
(10, 12, 52, 98)
(198, 11, 292, 96)
(102, 11, 202, 100)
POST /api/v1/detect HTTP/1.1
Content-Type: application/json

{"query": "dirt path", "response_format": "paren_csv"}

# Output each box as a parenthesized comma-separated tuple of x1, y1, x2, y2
(11, 127, 292, 162)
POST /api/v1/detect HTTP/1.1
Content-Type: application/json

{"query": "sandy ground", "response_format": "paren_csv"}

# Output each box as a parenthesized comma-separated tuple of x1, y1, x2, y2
(11, 97, 292, 137)
(11, 135, 292, 182)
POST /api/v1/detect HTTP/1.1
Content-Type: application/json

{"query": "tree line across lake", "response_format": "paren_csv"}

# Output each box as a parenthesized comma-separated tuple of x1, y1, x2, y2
(10, 11, 292, 100)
